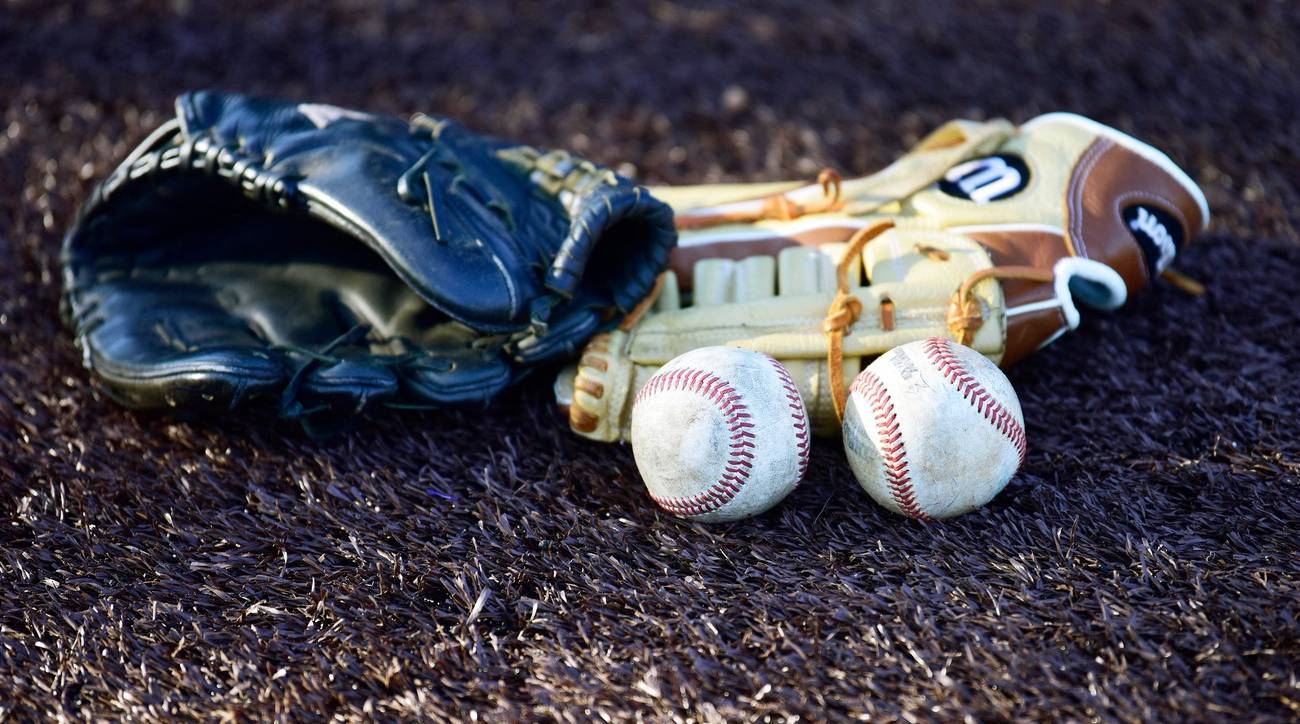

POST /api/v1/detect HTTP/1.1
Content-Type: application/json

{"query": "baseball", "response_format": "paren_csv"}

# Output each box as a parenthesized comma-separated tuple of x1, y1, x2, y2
(630, 347, 810, 522)
(842, 337, 1026, 520)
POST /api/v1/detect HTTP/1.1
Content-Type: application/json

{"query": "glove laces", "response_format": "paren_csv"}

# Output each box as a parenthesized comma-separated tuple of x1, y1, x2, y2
(275, 324, 448, 436)
(821, 219, 895, 421)
(673, 170, 844, 230)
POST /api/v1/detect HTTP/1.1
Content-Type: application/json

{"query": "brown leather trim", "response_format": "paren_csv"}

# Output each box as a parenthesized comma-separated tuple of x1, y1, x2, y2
(668, 226, 860, 288)
(966, 229, 1070, 310)
(1067, 138, 1203, 296)
(569, 405, 599, 433)
(579, 353, 608, 372)
(1003, 306, 1067, 367)
(575, 378, 604, 398)
(962, 228, 1073, 366)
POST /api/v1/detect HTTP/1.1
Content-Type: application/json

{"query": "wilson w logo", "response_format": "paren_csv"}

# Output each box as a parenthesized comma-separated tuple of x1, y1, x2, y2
(940, 155, 1028, 204)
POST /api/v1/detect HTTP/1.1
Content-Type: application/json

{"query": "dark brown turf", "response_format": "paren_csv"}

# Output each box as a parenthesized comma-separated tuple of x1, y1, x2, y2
(2, 1, 1299, 720)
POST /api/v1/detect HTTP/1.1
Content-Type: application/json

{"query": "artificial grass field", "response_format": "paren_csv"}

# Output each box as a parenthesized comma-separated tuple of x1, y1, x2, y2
(2, 1, 1298, 719)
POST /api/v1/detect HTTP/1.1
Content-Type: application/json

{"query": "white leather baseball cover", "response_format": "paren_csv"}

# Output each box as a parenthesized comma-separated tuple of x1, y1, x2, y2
(842, 337, 1026, 520)
(630, 347, 810, 522)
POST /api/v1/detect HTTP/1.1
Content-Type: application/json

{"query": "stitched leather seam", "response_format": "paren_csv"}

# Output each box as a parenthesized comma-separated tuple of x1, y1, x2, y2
(635, 366, 754, 516)
(766, 357, 810, 480)
(1067, 137, 1111, 263)
(850, 370, 930, 521)
(922, 338, 1027, 466)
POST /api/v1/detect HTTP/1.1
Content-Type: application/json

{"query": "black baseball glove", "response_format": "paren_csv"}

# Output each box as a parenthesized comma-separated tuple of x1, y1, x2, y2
(61, 91, 676, 434)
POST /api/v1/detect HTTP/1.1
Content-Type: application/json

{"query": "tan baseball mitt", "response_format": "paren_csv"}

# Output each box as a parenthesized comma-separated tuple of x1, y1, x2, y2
(558, 113, 1209, 442)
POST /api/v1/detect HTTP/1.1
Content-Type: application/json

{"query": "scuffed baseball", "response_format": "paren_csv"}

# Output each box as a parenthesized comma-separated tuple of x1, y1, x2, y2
(842, 337, 1026, 520)
(630, 347, 810, 523)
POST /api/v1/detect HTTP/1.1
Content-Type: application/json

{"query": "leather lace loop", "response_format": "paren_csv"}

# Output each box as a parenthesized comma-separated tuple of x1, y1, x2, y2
(823, 219, 895, 421)
(674, 168, 844, 230)
(946, 266, 1056, 345)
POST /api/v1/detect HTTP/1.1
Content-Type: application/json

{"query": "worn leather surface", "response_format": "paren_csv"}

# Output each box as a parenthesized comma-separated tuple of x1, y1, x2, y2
(562, 113, 1209, 442)
(965, 228, 1073, 365)
(1071, 137, 1205, 292)
(61, 91, 676, 432)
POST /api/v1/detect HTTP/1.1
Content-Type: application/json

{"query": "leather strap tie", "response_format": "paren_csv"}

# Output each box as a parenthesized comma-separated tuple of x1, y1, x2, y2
(947, 265, 1056, 346)
(822, 219, 895, 421)
(675, 169, 843, 230)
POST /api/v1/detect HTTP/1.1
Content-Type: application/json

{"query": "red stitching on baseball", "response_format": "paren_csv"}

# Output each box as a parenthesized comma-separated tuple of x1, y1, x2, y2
(850, 371, 930, 521)
(766, 356, 810, 480)
(635, 366, 756, 517)
(922, 337, 1027, 466)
